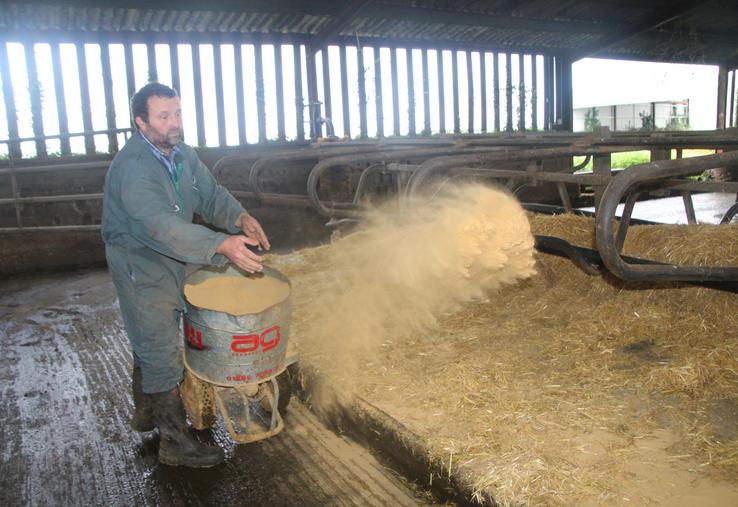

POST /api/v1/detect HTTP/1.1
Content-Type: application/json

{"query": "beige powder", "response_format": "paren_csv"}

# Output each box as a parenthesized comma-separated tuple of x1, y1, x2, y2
(184, 274, 290, 315)
(272, 183, 537, 409)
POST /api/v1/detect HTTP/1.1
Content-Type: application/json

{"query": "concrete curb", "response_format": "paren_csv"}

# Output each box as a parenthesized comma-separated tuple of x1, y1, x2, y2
(291, 365, 490, 506)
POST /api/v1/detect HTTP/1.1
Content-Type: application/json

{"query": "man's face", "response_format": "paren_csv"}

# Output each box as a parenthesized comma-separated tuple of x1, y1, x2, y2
(135, 95, 182, 153)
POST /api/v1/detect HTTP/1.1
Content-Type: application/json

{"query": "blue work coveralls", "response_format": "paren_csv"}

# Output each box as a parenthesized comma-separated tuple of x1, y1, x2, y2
(102, 132, 246, 393)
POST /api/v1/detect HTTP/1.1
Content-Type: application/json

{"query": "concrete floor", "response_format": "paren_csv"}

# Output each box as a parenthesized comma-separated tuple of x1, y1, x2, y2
(583, 191, 737, 224)
(0, 269, 432, 507)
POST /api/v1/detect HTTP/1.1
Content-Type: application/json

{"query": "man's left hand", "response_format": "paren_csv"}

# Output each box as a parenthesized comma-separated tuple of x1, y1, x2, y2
(237, 212, 270, 251)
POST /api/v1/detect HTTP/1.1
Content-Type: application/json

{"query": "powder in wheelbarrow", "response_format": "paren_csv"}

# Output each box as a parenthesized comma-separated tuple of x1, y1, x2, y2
(184, 274, 290, 315)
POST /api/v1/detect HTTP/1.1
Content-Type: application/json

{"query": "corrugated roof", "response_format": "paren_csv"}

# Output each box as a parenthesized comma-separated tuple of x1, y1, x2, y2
(0, 0, 735, 64)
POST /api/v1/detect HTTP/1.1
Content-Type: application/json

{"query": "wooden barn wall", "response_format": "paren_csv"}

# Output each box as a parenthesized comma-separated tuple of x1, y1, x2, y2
(0, 32, 561, 161)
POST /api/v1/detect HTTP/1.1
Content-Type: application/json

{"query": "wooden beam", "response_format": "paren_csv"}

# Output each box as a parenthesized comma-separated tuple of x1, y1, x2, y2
(480, 52, 487, 133)
(254, 40, 267, 142)
(212, 36, 227, 146)
(50, 42, 71, 156)
(518, 53, 525, 131)
(100, 40, 119, 153)
(437, 49, 445, 134)
(492, 52, 500, 132)
(357, 45, 367, 138)
(0, 41, 21, 158)
(505, 52, 512, 131)
(294, 44, 305, 141)
(717, 65, 727, 129)
(75, 43, 96, 154)
(234, 42, 247, 144)
(191, 39, 206, 146)
(422, 49, 430, 135)
(275, 44, 286, 141)
(24, 41, 47, 157)
(340, 45, 350, 138)
(373, 47, 384, 137)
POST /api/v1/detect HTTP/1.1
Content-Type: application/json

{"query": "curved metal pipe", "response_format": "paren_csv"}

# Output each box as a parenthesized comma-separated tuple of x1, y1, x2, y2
(595, 150, 738, 282)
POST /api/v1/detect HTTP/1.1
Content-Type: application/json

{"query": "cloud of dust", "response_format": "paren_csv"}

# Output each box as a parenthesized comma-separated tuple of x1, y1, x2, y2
(294, 183, 536, 410)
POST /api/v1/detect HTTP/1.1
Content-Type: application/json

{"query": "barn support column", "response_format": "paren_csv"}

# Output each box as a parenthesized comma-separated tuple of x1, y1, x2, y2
(554, 53, 573, 131)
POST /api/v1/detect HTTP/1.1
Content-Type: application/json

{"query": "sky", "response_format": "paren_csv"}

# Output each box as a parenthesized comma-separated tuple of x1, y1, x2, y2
(0, 43, 725, 158)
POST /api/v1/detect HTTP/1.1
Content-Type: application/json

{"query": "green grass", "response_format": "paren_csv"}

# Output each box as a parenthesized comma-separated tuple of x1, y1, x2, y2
(573, 149, 716, 172)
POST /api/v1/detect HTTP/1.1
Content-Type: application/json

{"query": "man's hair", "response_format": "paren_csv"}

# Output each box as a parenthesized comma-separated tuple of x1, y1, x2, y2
(131, 82, 178, 127)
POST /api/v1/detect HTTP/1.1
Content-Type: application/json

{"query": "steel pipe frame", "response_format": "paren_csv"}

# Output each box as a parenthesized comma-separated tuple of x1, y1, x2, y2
(595, 150, 738, 282)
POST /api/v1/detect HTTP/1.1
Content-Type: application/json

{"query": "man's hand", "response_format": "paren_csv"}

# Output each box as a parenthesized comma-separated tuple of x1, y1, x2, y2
(236, 212, 270, 251)
(216, 235, 263, 273)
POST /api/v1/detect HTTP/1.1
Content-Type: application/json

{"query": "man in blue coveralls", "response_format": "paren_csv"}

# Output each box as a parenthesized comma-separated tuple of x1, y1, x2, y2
(102, 82, 269, 468)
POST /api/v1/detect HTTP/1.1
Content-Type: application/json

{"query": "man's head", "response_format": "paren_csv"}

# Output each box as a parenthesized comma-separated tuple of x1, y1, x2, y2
(131, 83, 182, 154)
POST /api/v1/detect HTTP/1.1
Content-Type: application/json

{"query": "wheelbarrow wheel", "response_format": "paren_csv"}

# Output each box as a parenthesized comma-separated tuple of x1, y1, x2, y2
(181, 369, 216, 430)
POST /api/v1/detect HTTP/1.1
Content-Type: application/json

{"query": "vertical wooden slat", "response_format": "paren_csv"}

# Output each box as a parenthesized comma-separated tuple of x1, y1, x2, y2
(452, 50, 459, 133)
(50, 42, 70, 156)
(728, 69, 735, 128)
(480, 52, 487, 133)
(123, 38, 136, 106)
(24, 42, 46, 157)
(255, 41, 267, 142)
(339, 45, 350, 139)
(531, 54, 538, 130)
(407, 48, 416, 136)
(466, 51, 473, 133)
(169, 35, 181, 94)
(437, 49, 446, 134)
(505, 52, 513, 131)
(391, 47, 400, 135)
(146, 37, 157, 82)
(100, 40, 119, 152)
(518, 53, 526, 131)
(357, 45, 367, 138)
(306, 48, 319, 139)
(76, 43, 95, 154)
(422, 48, 430, 135)
(321, 48, 332, 136)
(191, 40, 206, 146)
(212, 36, 226, 147)
(544, 55, 554, 131)
(293, 45, 305, 141)
(560, 55, 573, 131)
(0, 41, 21, 158)
(275, 44, 286, 141)
(233, 43, 247, 144)
(493, 52, 500, 132)
(374, 47, 384, 137)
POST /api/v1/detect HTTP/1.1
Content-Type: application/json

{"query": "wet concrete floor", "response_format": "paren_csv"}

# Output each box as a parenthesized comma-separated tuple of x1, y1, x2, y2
(0, 269, 435, 506)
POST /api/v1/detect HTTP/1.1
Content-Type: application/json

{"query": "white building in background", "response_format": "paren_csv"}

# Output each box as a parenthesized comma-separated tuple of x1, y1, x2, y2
(573, 58, 718, 131)
(573, 99, 690, 132)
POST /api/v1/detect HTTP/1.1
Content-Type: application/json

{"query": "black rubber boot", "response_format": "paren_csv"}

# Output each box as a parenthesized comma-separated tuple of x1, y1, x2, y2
(150, 387, 225, 468)
(131, 367, 155, 432)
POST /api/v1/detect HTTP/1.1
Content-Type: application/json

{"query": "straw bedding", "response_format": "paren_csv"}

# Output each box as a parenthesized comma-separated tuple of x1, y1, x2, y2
(269, 205, 738, 506)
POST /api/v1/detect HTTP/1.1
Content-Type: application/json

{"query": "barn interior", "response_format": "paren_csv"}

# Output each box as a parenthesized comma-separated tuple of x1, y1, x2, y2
(1, 1, 738, 506)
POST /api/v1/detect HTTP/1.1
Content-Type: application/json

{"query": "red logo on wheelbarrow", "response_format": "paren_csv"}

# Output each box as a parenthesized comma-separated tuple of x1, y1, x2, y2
(231, 326, 281, 354)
